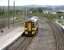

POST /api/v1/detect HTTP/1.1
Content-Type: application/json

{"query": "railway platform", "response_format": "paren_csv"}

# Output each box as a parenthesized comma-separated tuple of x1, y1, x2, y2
(0, 26, 24, 50)
(56, 20, 64, 29)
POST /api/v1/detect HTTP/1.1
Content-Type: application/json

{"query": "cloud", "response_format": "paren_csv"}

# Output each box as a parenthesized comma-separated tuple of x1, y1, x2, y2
(33, 0, 64, 5)
(0, 0, 64, 6)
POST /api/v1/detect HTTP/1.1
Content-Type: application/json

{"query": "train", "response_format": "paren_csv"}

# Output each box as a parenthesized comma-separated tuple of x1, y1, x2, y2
(23, 16, 39, 36)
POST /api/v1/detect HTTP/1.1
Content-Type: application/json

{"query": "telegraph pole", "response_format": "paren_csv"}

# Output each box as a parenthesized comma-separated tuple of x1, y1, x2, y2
(8, 0, 10, 28)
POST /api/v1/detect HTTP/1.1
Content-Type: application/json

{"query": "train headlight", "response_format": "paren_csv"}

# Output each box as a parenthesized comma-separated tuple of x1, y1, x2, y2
(25, 32, 28, 34)
(32, 31, 35, 34)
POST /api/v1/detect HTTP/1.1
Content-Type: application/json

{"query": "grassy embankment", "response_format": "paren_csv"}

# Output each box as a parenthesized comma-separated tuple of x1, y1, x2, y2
(32, 12, 57, 21)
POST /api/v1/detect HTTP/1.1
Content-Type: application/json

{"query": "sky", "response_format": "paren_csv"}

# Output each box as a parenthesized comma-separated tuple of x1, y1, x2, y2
(0, 0, 64, 6)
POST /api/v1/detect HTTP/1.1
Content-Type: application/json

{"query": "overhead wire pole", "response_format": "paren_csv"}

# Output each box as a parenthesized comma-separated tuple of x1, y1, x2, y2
(26, 8, 27, 16)
(23, 8, 25, 21)
(8, 0, 10, 29)
(24, 8, 27, 21)
(13, 0, 15, 26)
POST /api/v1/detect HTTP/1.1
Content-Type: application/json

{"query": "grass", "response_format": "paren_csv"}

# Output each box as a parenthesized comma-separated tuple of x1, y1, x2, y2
(0, 12, 64, 28)
(32, 12, 57, 21)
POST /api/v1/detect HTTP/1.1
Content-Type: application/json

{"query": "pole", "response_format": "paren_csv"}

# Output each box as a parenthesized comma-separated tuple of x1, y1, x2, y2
(13, 0, 15, 25)
(26, 8, 27, 16)
(8, 0, 10, 28)
(22, 8, 25, 22)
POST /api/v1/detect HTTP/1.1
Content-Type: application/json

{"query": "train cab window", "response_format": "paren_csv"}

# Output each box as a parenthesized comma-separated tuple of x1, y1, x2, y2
(25, 22, 27, 27)
(32, 22, 35, 27)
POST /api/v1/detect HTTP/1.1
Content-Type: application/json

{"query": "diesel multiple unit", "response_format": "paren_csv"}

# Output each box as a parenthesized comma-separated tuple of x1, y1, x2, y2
(24, 16, 39, 36)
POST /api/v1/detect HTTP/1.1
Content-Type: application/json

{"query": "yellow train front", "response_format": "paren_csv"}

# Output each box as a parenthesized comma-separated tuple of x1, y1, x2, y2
(24, 20, 38, 36)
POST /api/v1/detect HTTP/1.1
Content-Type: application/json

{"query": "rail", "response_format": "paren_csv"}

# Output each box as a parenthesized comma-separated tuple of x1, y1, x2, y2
(47, 21, 64, 50)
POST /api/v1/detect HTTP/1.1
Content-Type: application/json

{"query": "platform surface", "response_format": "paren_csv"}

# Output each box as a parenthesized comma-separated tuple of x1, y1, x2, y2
(0, 26, 24, 50)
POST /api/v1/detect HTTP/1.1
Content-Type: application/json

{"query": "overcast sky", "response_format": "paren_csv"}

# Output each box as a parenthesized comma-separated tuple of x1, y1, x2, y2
(0, 0, 64, 6)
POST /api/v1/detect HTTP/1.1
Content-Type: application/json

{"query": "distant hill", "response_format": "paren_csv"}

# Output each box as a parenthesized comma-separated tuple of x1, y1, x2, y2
(0, 5, 64, 11)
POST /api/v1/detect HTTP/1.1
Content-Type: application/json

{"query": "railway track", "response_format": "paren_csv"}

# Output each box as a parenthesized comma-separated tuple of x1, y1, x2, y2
(5, 35, 33, 50)
(4, 17, 64, 50)
(47, 21, 64, 50)
(16, 37, 33, 50)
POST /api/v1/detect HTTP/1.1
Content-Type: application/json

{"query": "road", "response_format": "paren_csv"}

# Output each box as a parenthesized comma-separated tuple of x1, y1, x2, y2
(5, 17, 64, 50)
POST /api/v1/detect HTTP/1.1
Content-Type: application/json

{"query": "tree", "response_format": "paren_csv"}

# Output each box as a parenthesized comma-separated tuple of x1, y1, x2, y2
(38, 8, 42, 13)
